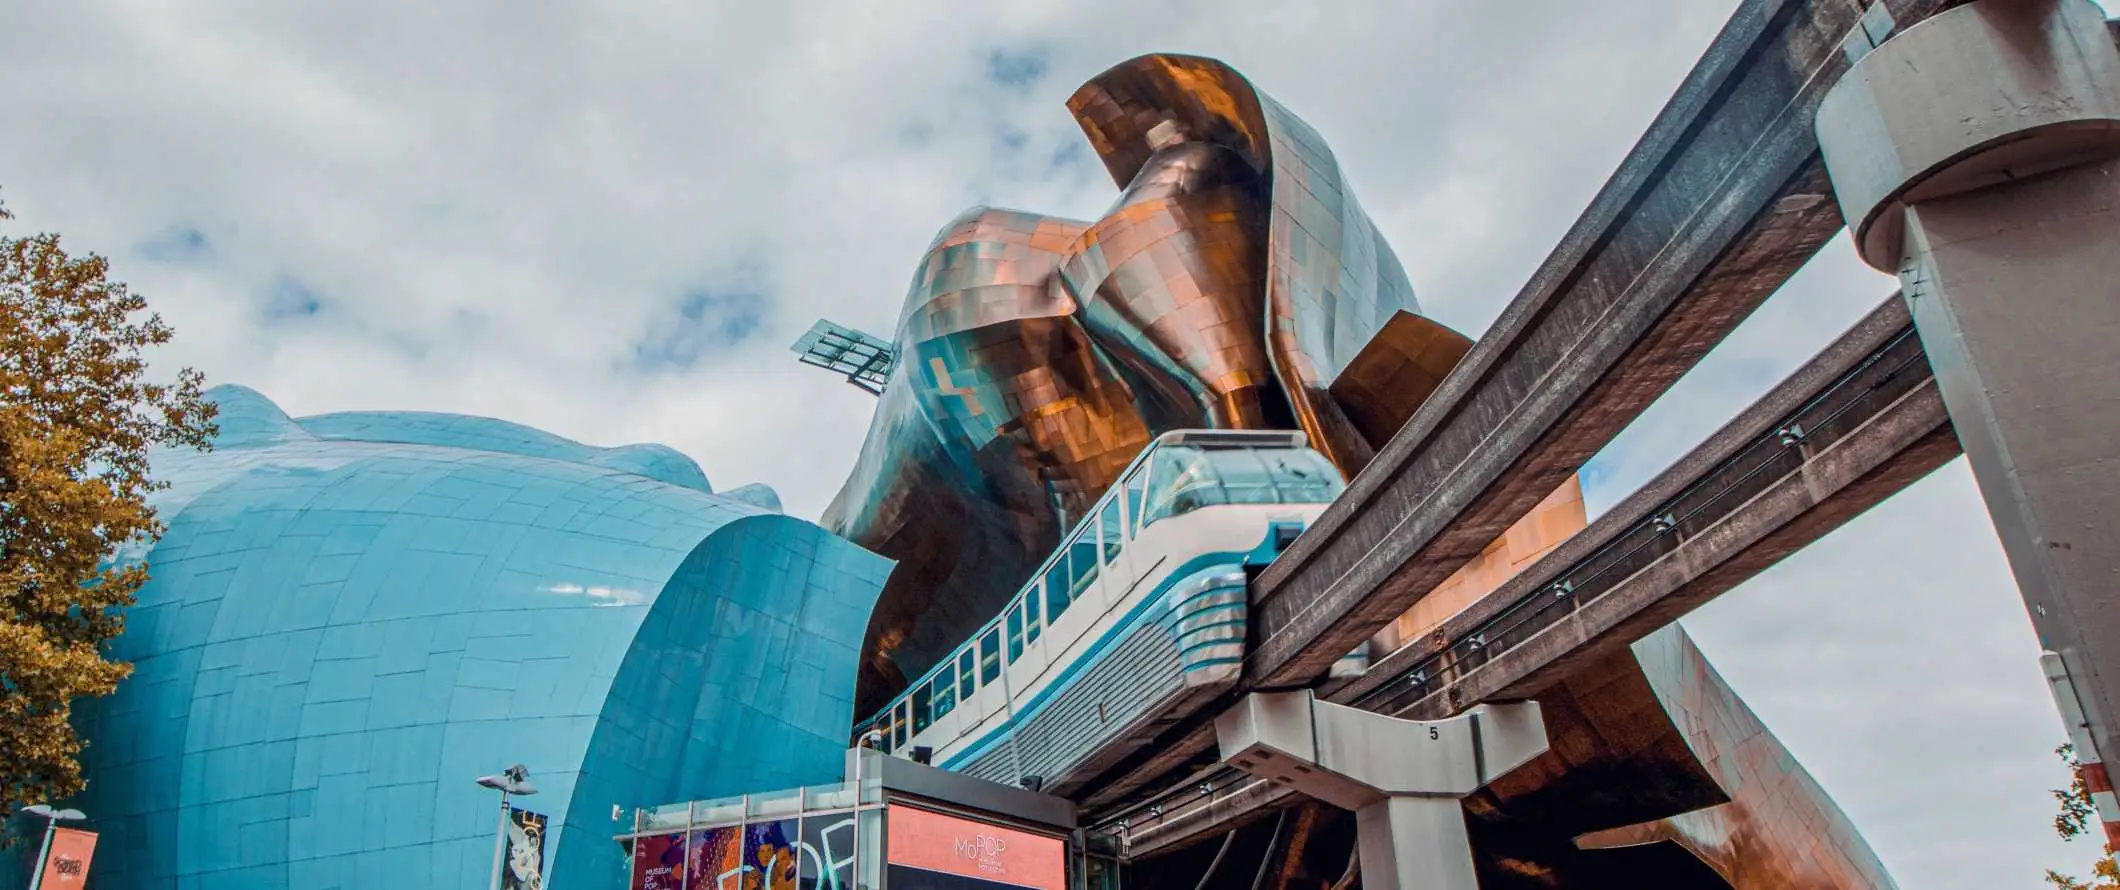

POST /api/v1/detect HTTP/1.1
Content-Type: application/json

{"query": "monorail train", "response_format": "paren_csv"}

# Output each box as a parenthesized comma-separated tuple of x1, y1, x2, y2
(856, 430, 1364, 796)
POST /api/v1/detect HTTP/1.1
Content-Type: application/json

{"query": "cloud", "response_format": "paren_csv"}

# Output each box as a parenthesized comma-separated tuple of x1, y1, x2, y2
(988, 47, 1051, 89)
(135, 225, 213, 264)
(263, 275, 326, 321)
(0, 0, 2087, 885)
(630, 288, 770, 373)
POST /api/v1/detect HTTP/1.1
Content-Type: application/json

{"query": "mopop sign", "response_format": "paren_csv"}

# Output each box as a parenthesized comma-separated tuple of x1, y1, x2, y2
(884, 806, 1063, 890)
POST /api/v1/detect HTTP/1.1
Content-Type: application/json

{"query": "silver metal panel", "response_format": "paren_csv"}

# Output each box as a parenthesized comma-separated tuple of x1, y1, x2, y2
(1170, 573, 1247, 685)
(958, 619, 1189, 789)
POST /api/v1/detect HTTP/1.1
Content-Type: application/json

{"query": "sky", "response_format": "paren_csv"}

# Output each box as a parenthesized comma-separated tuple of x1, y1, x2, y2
(0, 1, 2099, 885)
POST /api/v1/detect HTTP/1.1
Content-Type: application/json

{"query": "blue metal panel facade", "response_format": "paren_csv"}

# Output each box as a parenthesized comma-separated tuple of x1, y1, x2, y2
(18, 385, 889, 889)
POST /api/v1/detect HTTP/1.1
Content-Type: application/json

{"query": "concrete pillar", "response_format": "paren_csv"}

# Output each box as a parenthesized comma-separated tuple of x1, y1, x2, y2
(1817, 0, 2120, 841)
(1213, 691, 1548, 890)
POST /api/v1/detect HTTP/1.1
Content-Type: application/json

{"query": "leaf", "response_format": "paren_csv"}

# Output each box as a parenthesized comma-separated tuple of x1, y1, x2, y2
(0, 188, 215, 819)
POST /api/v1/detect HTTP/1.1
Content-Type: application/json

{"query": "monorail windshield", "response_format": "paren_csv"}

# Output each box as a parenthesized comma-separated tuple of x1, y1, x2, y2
(861, 431, 1346, 749)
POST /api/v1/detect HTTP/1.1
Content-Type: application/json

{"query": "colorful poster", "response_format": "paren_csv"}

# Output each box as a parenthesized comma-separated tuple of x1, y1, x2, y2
(886, 805, 1064, 890)
(744, 819, 800, 890)
(38, 828, 96, 888)
(686, 824, 744, 890)
(797, 813, 858, 890)
(632, 832, 688, 890)
(502, 808, 548, 890)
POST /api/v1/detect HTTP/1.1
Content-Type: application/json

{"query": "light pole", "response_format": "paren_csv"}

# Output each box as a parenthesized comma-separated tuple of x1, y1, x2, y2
(20, 805, 85, 890)
(475, 765, 537, 890)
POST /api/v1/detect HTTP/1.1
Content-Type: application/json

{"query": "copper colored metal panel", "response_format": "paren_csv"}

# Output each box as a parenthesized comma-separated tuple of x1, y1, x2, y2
(1329, 310, 1476, 453)
(833, 54, 1437, 713)
(822, 49, 1897, 890)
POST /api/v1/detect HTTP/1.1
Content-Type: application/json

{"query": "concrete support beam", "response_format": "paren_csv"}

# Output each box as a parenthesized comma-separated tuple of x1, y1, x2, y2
(1393, 380, 1954, 719)
(1214, 692, 1548, 890)
(1330, 295, 1932, 708)
(1244, 0, 1966, 689)
(1092, 295, 1959, 853)
(1345, 298, 1960, 719)
(1817, 0, 2120, 817)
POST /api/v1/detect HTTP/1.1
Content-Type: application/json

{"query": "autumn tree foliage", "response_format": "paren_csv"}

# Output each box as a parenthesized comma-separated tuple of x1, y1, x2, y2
(0, 192, 215, 818)
(2050, 743, 2120, 889)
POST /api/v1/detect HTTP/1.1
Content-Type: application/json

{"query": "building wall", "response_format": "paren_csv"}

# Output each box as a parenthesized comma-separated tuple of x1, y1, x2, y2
(1379, 477, 1590, 651)
(11, 385, 889, 890)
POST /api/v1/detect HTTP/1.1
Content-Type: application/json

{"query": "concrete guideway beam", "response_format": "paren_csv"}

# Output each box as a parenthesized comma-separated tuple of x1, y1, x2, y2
(1817, 0, 2120, 842)
(1089, 294, 1956, 856)
(1244, 0, 1966, 690)
(1213, 692, 1549, 890)
(1352, 298, 1960, 720)
(1080, 0, 1977, 814)
(1329, 295, 1930, 708)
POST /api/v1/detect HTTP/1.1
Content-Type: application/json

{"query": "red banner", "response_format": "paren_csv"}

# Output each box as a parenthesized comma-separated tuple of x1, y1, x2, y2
(39, 828, 96, 888)
(886, 806, 1063, 890)
(633, 833, 687, 890)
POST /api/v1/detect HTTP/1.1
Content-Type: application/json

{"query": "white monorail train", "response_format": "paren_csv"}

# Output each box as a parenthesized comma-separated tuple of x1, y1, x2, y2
(858, 430, 1364, 795)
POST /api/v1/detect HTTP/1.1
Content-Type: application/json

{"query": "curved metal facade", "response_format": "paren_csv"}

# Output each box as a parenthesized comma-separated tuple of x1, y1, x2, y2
(824, 52, 1895, 887)
(33, 385, 889, 890)
(829, 54, 1450, 712)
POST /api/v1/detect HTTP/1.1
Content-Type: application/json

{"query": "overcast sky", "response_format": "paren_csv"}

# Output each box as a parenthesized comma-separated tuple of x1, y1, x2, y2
(0, 1, 2100, 885)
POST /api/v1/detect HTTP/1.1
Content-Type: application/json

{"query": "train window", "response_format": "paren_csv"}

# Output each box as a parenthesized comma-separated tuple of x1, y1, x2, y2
(1123, 471, 1148, 539)
(1023, 594, 1043, 643)
(1040, 560, 1069, 625)
(1265, 449, 1346, 502)
(893, 701, 909, 748)
(1212, 448, 1280, 505)
(1141, 446, 1224, 528)
(1068, 534, 1100, 600)
(958, 650, 976, 698)
(912, 683, 933, 734)
(933, 663, 956, 719)
(979, 631, 1001, 683)
(1045, 559, 1070, 623)
(1006, 608, 1024, 661)
(1099, 497, 1123, 560)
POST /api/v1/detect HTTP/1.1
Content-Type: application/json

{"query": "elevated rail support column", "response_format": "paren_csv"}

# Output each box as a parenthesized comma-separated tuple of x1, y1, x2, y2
(1818, 0, 2120, 839)
(1213, 692, 1547, 890)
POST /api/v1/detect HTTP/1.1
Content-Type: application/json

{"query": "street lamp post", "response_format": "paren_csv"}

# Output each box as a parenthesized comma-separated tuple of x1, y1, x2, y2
(20, 805, 86, 890)
(475, 765, 537, 890)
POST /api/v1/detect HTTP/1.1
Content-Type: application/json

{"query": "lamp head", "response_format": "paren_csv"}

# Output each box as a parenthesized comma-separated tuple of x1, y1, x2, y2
(475, 766, 537, 795)
(21, 805, 84, 822)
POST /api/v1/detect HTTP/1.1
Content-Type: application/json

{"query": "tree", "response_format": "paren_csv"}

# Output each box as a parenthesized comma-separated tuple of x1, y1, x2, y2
(2049, 743, 2120, 889)
(0, 191, 216, 819)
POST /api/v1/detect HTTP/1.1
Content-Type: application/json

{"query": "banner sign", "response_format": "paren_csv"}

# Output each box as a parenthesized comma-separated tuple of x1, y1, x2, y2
(38, 828, 96, 888)
(633, 832, 688, 890)
(503, 808, 548, 890)
(797, 813, 858, 890)
(745, 819, 800, 890)
(885, 805, 1063, 890)
(687, 824, 742, 890)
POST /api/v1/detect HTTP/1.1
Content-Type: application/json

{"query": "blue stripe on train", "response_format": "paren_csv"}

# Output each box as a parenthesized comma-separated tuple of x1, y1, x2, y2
(936, 550, 1249, 771)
